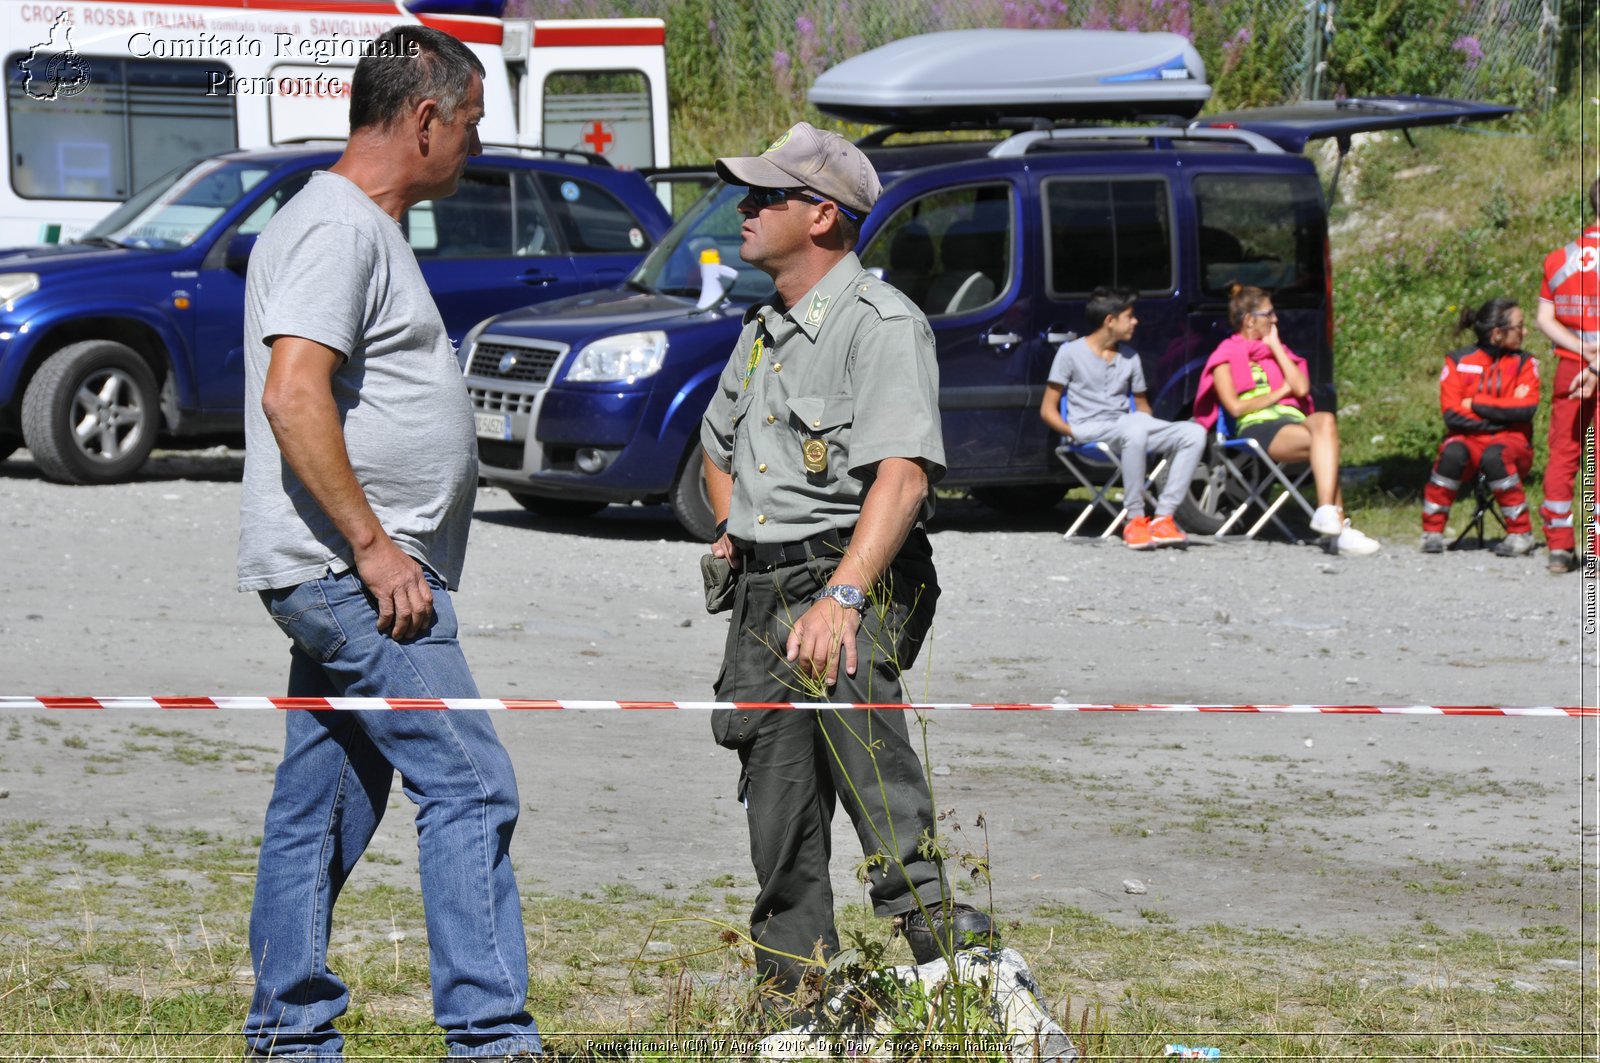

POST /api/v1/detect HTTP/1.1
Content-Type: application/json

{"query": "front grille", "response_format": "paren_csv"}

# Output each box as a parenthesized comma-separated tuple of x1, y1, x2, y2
(468, 386, 536, 416)
(469, 341, 561, 384)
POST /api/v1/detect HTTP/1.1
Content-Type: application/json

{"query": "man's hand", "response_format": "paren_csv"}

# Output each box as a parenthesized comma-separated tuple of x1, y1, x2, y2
(710, 530, 741, 570)
(1570, 365, 1599, 400)
(355, 538, 434, 640)
(786, 598, 859, 686)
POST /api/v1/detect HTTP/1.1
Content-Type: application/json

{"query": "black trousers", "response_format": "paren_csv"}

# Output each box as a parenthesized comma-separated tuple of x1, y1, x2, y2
(711, 531, 944, 991)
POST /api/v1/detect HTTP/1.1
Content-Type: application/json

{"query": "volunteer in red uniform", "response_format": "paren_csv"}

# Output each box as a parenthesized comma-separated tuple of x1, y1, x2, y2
(1421, 299, 1540, 556)
(1536, 176, 1600, 574)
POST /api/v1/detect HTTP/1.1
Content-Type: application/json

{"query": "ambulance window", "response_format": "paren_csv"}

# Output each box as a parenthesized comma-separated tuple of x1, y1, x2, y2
(6, 56, 237, 201)
(1194, 174, 1326, 297)
(859, 184, 1013, 318)
(541, 70, 654, 169)
(1044, 178, 1173, 296)
(537, 173, 652, 254)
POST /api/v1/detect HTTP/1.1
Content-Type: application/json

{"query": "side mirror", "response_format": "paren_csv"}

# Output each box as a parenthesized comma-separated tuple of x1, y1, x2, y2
(225, 234, 257, 275)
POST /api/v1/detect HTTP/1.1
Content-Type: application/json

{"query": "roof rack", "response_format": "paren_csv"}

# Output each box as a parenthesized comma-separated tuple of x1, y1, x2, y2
(989, 125, 1283, 157)
(478, 143, 612, 167)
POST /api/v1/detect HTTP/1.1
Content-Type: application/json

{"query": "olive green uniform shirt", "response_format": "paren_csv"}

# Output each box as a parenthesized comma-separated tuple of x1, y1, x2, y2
(700, 252, 944, 543)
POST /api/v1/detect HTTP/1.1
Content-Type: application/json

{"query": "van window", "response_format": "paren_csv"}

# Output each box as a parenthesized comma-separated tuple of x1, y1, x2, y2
(6, 56, 237, 201)
(536, 172, 650, 254)
(1044, 178, 1173, 296)
(859, 183, 1013, 318)
(541, 70, 654, 169)
(1194, 173, 1326, 297)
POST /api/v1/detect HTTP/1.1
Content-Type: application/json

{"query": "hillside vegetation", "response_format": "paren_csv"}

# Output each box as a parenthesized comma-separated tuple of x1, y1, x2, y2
(1323, 96, 1595, 536)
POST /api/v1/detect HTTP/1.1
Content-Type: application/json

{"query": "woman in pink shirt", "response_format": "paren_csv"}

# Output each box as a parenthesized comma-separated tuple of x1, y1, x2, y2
(1194, 284, 1380, 555)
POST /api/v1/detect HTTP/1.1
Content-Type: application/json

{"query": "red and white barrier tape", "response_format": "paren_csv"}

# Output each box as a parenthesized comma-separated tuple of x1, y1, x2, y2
(0, 697, 1591, 716)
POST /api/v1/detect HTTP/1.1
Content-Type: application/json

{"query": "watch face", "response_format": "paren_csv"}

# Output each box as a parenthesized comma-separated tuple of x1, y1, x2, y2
(830, 585, 865, 608)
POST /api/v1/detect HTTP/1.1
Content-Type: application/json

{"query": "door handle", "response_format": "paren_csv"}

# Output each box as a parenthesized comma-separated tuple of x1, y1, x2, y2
(1044, 330, 1077, 345)
(518, 270, 558, 286)
(983, 330, 1023, 347)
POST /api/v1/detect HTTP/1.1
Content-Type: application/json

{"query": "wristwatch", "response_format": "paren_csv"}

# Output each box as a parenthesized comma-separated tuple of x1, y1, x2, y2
(814, 583, 867, 611)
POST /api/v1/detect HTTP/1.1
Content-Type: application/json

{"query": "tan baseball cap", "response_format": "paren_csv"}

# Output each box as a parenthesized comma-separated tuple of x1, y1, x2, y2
(715, 121, 882, 217)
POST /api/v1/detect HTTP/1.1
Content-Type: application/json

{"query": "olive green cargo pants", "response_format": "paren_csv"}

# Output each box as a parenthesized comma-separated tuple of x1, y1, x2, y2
(710, 531, 945, 992)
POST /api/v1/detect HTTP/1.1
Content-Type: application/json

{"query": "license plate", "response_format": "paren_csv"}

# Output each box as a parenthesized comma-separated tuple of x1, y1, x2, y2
(475, 412, 511, 440)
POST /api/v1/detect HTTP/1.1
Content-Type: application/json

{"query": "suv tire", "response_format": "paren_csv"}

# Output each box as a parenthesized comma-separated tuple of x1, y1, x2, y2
(22, 340, 160, 484)
(507, 490, 608, 519)
(670, 448, 716, 543)
(1173, 459, 1233, 536)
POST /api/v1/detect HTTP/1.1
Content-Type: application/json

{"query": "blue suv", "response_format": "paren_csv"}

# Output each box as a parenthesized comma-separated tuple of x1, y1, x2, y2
(461, 93, 1508, 540)
(0, 145, 672, 483)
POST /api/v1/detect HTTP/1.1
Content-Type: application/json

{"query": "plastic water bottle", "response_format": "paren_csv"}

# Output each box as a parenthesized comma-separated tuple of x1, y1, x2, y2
(696, 248, 739, 309)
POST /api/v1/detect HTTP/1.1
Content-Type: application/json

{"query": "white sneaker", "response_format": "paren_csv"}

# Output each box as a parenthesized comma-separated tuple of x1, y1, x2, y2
(1336, 520, 1381, 556)
(1310, 504, 1342, 537)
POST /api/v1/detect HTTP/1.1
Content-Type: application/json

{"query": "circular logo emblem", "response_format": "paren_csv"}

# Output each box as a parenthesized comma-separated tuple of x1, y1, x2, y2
(46, 53, 92, 99)
(560, 181, 580, 202)
(765, 130, 792, 154)
(497, 351, 519, 374)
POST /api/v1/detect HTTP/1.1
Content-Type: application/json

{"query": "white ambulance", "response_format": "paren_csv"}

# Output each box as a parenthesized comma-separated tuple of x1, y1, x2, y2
(0, 0, 669, 246)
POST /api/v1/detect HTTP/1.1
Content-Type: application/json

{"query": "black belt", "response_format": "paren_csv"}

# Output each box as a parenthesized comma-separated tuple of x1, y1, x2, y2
(732, 528, 851, 572)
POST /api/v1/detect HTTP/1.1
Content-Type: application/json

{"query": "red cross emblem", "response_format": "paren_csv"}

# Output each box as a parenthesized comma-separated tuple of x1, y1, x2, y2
(582, 120, 613, 154)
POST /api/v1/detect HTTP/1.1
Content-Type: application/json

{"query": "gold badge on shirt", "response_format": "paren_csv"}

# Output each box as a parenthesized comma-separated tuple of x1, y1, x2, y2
(802, 438, 828, 473)
(742, 335, 763, 391)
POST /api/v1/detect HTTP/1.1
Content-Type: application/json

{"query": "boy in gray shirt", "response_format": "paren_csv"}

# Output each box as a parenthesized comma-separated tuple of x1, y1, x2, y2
(1038, 286, 1206, 549)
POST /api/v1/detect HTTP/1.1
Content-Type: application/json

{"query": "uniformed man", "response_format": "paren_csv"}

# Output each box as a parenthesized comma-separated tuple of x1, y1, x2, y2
(699, 122, 992, 998)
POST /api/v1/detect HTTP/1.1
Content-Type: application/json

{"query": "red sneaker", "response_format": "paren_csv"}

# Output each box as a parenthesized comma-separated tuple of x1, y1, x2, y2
(1122, 516, 1153, 550)
(1148, 514, 1188, 547)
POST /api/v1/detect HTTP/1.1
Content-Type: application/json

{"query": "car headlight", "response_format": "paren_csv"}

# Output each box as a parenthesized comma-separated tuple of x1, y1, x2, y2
(566, 330, 668, 384)
(0, 273, 39, 309)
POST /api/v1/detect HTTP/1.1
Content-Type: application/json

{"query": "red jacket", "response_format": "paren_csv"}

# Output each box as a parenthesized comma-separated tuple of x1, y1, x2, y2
(1540, 225, 1600, 362)
(1440, 344, 1539, 436)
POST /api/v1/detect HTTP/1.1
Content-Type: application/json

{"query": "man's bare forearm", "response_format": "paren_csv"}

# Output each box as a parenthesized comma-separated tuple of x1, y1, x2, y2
(831, 456, 927, 590)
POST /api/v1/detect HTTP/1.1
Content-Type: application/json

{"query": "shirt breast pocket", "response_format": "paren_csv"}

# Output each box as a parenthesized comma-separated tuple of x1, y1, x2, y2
(785, 394, 854, 482)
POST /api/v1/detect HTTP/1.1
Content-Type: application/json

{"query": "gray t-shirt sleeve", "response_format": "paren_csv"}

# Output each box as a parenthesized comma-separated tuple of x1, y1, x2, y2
(1128, 346, 1147, 394)
(258, 221, 376, 359)
(847, 314, 945, 481)
(1046, 342, 1074, 388)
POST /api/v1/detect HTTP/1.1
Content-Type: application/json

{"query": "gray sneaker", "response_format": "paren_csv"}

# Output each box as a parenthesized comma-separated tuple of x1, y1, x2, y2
(1493, 532, 1536, 557)
(1548, 549, 1578, 573)
(1420, 532, 1444, 554)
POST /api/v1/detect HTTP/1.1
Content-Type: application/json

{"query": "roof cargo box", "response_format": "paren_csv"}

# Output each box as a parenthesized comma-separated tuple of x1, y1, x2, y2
(808, 29, 1211, 125)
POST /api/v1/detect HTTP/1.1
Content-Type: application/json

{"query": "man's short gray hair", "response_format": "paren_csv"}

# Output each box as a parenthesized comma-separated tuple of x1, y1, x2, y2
(349, 25, 485, 132)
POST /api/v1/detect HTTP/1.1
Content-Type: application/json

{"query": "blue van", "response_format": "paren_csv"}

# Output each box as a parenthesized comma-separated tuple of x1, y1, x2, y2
(0, 145, 672, 483)
(461, 31, 1510, 539)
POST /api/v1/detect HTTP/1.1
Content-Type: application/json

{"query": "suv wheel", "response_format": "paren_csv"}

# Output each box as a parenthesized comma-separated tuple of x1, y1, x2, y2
(22, 340, 160, 484)
(1173, 459, 1232, 536)
(970, 483, 1067, 513)
(507, 491, 608, 519)
(670, 449, 716, 542)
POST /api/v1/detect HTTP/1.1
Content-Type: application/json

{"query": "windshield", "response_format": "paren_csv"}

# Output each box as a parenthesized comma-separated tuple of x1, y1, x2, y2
(630, 183, 774, 302)
(81, 158, 278, 249)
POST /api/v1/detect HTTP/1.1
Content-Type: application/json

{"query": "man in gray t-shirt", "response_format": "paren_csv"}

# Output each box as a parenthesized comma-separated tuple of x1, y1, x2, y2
(236, 27, 542, 1062)
(1038, 285, 1206, 549)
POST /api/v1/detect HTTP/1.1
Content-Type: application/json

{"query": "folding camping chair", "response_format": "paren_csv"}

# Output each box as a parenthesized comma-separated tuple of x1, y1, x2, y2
(1054, 395, 1168, 539)
(1447, 474, 1507, 551)
(1211, 409, 1318, 540)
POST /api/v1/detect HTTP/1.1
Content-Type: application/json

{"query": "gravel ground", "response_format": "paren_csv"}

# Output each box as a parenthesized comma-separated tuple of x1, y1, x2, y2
(0, 446, 1593, 944)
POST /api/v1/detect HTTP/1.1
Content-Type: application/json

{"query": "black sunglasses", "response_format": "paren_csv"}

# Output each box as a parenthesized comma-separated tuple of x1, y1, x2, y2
(744, 185, 860, 221)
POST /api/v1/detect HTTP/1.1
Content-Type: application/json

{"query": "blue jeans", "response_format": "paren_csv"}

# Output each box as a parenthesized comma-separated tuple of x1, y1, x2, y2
(244, 568, 541, 1060)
